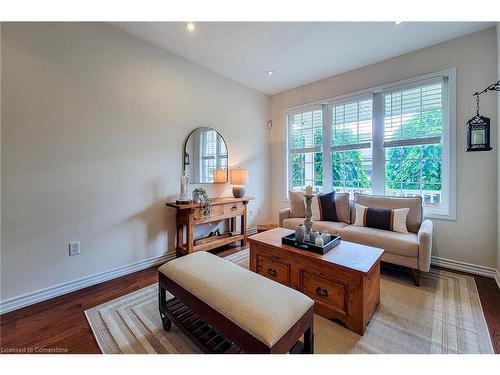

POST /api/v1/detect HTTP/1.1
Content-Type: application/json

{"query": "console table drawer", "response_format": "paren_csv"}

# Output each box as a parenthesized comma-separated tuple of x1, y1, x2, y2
(193, 205, 223, 223)
(223, 202, 244, 215)
(300, 270, 348, 316)
(256, 255, 290, 285)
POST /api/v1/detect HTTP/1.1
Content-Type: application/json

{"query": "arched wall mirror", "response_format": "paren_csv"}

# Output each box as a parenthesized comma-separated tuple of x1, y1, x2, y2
(183, 127, 228, 184)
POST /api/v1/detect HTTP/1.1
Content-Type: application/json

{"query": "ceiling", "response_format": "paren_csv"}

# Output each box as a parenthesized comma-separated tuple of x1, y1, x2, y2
(112, 22, 494, 95)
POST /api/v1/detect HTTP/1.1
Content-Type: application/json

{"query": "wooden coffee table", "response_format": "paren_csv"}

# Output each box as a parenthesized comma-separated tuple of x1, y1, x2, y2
(248, 227, 384, 336)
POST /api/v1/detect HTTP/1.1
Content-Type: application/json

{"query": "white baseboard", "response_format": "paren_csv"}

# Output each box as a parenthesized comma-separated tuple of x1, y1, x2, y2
(0, 252, 176, 315)
(431, 256, 500, 289)
(0, 228, 259, 315)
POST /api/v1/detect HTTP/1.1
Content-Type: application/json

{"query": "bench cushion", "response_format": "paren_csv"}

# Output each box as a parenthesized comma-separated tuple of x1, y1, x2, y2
(158, 252, 314, 347)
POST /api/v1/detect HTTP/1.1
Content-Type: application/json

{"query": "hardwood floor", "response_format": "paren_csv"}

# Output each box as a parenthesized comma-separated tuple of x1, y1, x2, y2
(475, 275, 500, 352)
(1, 245, 499, 354)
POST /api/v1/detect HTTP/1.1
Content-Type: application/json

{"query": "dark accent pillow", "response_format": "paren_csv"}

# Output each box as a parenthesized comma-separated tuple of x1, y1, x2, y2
(353, 203, 409, 233)
(365, 207, 392, 231)
(317, 192, 338, 222)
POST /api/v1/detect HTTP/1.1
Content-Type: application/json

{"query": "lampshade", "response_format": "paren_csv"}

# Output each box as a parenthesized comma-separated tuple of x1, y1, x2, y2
(212, 168, 227, 183)
(230, 168, 249, 185)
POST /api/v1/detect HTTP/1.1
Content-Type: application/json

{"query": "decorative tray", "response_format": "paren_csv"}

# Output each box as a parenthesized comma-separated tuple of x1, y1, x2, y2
(281, 233, 341, 255)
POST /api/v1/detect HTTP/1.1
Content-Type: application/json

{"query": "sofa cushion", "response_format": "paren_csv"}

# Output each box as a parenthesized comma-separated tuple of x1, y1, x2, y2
(282, 218, 348, 235)
(311, 192, 338, 222)
(353, 193, 422, 234)
(334, 192, 350, 224)
(289, 191, 305, 218)
(159, 252, 314, 348)
(339, 225, 419, 257)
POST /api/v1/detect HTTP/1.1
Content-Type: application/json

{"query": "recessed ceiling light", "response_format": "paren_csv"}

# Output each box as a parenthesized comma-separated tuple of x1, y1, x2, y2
(394, 21, 403, 25)
(186, 23, 195, 32)
(266, 70, 274, 76)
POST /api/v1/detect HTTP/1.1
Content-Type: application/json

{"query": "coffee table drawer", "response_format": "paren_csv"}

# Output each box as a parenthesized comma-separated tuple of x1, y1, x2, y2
(300, 270, 348, 316)
(256, 255, 290, 285)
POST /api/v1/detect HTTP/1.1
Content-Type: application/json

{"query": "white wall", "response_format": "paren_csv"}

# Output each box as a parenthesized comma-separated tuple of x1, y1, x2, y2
(269, 28, 498, 269)
(497, 23, 500, 275)
(0, 22, 270, 304)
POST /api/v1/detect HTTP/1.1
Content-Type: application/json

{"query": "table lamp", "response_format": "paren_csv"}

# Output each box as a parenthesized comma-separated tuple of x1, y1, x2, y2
(212, 168, 227, 183)
(230, 168, 249, 198)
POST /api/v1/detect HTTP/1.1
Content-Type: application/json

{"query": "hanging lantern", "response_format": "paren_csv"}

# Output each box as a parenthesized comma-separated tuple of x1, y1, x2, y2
(466, 115, 492, 151)
(466, 80, 500, 152)
(466, 94, 492, 152)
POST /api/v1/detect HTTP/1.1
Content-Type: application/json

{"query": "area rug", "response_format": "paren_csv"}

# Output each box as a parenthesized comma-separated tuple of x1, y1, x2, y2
(85, 250, 493, 354)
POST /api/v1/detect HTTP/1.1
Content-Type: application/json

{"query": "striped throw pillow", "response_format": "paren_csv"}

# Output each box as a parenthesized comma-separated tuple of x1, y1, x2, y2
(311, 192, 338, 222)
(353, 203, 409, 233)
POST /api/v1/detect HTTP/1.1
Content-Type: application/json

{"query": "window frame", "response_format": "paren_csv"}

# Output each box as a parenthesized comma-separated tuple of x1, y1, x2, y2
(284, 69, 457, 220)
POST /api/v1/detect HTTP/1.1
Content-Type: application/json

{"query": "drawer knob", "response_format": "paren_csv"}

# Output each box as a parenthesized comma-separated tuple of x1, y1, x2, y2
(267, 268, 277, 276)
(231, 204, 238, 211)
(315, 287, 328, 297)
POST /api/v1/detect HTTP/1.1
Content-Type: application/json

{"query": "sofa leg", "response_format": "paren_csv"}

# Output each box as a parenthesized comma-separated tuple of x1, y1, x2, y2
(410, 269, 420, 287)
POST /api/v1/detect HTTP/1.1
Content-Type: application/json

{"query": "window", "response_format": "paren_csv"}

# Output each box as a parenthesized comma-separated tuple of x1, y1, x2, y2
(286, 70, 456, 219)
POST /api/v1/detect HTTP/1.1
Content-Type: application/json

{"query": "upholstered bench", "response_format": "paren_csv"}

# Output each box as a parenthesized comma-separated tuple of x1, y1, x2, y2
(158, 251, 315, 354)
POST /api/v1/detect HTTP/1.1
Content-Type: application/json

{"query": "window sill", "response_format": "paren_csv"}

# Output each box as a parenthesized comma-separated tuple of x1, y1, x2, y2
(423, 210, 456, 221)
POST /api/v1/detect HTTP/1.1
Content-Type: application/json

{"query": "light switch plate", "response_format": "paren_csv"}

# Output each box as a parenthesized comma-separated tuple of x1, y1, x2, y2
(69, 241, 80, 256)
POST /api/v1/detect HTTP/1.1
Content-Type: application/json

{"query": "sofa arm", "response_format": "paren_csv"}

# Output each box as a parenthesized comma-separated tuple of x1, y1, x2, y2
(279, 208, 291, 227)
(417, 219, 433, 272)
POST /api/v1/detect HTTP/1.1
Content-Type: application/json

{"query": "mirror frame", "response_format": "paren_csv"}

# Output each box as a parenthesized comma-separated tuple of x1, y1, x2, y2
(182, 127, 229, 184)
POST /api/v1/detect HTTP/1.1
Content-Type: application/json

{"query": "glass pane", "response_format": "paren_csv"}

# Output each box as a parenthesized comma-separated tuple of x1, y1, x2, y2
(331, 148, 372, 197)
(331, 99, 372, 147)
(289, 109, 323, 149)
(384, 82, 443, 143)
(423, 184, 441, 207)
(291, 152, 323, 192)
(385, 145, 442, 207)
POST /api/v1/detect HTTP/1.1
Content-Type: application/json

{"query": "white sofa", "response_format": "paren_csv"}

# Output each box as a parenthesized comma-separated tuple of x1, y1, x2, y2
(279, 193, 433, 286)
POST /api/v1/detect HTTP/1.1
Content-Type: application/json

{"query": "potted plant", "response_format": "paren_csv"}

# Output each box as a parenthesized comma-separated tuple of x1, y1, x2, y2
(192, 187, 211, 217)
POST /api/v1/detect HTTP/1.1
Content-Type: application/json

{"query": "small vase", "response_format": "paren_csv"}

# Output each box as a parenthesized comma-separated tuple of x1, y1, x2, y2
(295, 225, 305, 242)
(321, 232, 331, 243)
(310, 231, 319, 244)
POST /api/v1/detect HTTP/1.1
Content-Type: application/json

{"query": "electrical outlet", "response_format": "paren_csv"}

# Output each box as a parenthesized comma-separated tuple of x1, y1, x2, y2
(69, 241, 80, 256)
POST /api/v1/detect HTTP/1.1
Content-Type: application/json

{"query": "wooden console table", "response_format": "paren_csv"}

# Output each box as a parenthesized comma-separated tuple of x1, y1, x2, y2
(166, 196, 254, 257)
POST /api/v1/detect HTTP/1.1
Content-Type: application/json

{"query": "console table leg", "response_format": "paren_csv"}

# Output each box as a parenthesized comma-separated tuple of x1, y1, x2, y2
(186, 214, 194, 254)
(241, 206, 248, 247)
(177, 224, 183, 246)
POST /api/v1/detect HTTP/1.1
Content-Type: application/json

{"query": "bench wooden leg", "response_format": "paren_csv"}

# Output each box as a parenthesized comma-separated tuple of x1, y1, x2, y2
(161, 314, 172, 332)
(302, 325, 314, 354)
(158, 285, 172, 332)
